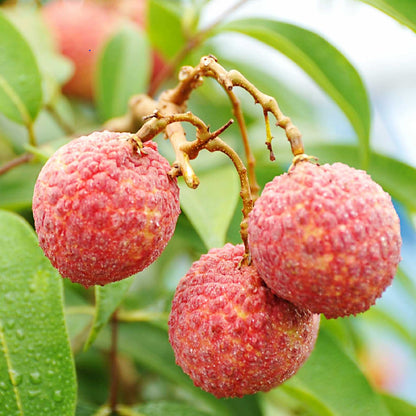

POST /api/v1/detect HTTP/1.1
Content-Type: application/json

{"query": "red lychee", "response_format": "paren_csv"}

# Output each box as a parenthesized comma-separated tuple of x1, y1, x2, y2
(42, 0, 167, 100)
(42, 1, 119, 100)
(248, 161, 402, 319)
(168, 243, 320, 398)
(32, 130, 180, 287)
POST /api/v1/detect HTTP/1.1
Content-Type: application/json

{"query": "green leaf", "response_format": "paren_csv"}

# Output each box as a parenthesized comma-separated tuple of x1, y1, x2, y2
(307, 143, 416, 210)
(115, 322, 262, 416)
(148, 0, 186, 59)
(96, 24, 150, 121)
(0, 11, 42, 125)
(382, 394, 416, 416)
(84, 276, 135, 350)
(0, 210, 76, 415)
(179, 164, 240, 250)
(283, 330, 391, 416)
(220, 18, 371, 166)
(0, 162, 42, 211)
(357, 0, 416, 33)
(135, 401, 212, 416)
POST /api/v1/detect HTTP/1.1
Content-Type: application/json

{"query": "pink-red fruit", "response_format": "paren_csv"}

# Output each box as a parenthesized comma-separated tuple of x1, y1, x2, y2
(32, 130, 180, 287)
(248, 161, 402, 319)
(43, 0, 166, 100)
(168, 244, 320, 398)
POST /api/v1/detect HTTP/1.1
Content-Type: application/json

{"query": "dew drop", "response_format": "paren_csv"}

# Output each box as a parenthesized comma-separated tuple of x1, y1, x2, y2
(16, 329, 25, 340)
(29, 283, 37, 293)
(53, 390, 63, 402)
(5, 293, 13, 303)
(6, 319, 16, 329)
(0, 381, 6, 390)
(9, 369, 22, 386)
(29, 372, 42, 385)
(28, 390, 41, 399)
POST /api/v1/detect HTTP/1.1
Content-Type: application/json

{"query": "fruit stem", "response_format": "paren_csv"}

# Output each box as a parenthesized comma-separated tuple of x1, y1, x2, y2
(205, 137, 253, 260)
(227, 69, 304, 156)
(134, 108, 254, 256)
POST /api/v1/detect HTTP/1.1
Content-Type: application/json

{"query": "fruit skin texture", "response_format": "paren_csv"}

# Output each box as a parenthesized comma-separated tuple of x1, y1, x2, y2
(32, 130, 180, 287)
(168, 243, 320, 398)
(248, 161, 402, 319)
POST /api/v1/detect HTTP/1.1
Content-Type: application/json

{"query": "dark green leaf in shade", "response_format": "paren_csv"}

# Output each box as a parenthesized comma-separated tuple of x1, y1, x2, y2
(0, 11, 42, 125)
(147, 0, 187, 59)
(220, 18, 371, 166)
(358, 0, 416, 33)
(115, 322, 262, 416)
(84, 276, 135, 350)
(179, 164, 240, 250)
(283, 330, 391, 416)
(96, 24, 150, 121)
(307, 143, 416, 210)
(381, 393, 416, 416)
(0, 210, 76, 416)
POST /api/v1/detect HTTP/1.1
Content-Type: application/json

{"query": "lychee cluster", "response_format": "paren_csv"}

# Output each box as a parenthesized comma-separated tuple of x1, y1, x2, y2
(32, 130, 180, 287)
(168, 159, 401, 398)
(168, 244, 320, 398)
(248, 161, 402, 318)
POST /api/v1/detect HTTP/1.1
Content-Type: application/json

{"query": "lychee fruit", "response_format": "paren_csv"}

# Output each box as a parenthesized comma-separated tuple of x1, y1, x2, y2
(248, 161, 402, 319)
(168, 243, 320, 398)
(42, 0, 119, 100)
(32, 130, 180, 287)
(42, 0, 166, 100)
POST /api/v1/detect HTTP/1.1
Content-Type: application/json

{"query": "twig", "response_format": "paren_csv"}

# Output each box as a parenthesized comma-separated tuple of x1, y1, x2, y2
(0, 153, 34, 176)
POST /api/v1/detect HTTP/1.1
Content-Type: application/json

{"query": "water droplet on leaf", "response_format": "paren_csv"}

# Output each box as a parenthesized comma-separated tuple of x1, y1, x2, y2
(9, 369, 22, 386)
(53, 390, 63, 402)
(29, 372, 42, 384)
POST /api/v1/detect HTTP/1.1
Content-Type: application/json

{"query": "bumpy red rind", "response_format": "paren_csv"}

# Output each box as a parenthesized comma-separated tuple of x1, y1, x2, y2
(33, 130, 180, 287)
(248, 161, 402, 318)
(168, 243, 320, 398)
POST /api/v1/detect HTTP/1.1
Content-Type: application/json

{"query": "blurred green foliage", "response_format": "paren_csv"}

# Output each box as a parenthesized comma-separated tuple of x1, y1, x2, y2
(0, 1, 416, 415)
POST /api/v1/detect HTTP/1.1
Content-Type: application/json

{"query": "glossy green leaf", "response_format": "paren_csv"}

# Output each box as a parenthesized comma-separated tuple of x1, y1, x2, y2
(96, 24, 150, 121)
(358, 0, 416, 33)
(136, 401, 212, 416)
(0, 210, 76, 416)
(148, 0, 186, 59)
(3, 6, 73, 104)
(84, 276, 135, 350)
(307, 143, 416, 210)
(115, 322, 262, 416)
(283, 330, 391, 416)
(382, 394, 416, 416)
(179, 164, 240, 250)
(220, 18, 371, 166)
(0, 11, 42, 125)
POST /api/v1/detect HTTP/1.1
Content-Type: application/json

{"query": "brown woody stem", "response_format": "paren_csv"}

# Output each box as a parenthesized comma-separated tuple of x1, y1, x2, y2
(104, 55, 304, 256)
